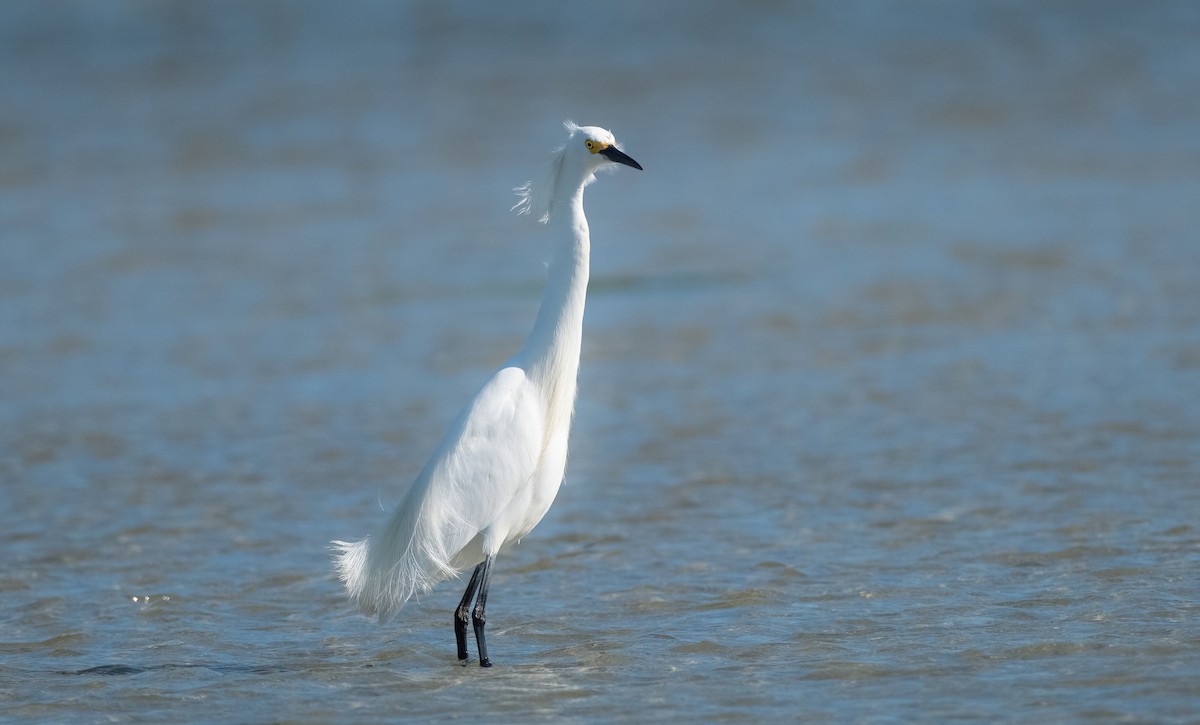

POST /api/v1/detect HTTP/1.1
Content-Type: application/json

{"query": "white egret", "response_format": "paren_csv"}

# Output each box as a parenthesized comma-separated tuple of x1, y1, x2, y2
(333, 122, 641, 667)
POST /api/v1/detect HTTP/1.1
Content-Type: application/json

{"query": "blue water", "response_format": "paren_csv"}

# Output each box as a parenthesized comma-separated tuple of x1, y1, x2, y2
(2, 1, 1199, 721)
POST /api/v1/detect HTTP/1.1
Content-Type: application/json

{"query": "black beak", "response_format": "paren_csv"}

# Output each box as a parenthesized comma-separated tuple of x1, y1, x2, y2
(600, 145, 643, 170)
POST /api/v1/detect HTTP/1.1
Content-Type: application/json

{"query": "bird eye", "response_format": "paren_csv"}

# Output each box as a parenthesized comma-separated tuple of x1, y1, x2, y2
(585, 140, 595, 150)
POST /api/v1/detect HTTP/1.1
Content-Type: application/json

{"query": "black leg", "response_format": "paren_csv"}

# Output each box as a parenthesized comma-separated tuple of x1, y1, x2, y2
(454, 563, 484, 664)
(472, 554, 495, 668)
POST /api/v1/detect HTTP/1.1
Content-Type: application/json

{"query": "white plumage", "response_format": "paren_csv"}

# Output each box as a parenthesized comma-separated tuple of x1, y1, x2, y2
(333, 121, 641, 667)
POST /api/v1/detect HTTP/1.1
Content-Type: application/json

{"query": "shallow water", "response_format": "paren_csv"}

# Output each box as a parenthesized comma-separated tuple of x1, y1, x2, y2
(3, 1, 1199, 722)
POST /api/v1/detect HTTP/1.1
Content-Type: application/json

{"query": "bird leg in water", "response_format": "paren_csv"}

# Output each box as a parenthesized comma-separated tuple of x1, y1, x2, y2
(472, 555, 495, 667)
(454, 563, 484, 663)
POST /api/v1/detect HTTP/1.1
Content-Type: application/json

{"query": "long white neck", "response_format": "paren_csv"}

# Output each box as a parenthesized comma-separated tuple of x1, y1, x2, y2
(517, 177, 590, 422)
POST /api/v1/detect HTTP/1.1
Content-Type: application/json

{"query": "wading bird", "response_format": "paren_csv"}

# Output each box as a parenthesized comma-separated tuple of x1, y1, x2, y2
(333, 122, 641, 667)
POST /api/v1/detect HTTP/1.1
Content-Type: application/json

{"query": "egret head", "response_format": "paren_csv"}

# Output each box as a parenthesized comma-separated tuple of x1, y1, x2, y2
(514, 121, 641, 223)
(570, 122, 643, 172)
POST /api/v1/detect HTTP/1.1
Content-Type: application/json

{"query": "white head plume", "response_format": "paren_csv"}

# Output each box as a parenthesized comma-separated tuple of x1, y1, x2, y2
(512, 120, 585, 224)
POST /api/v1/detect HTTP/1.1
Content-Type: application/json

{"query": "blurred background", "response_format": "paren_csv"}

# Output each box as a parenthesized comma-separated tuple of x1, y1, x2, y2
(2, 1, 1198, 721)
